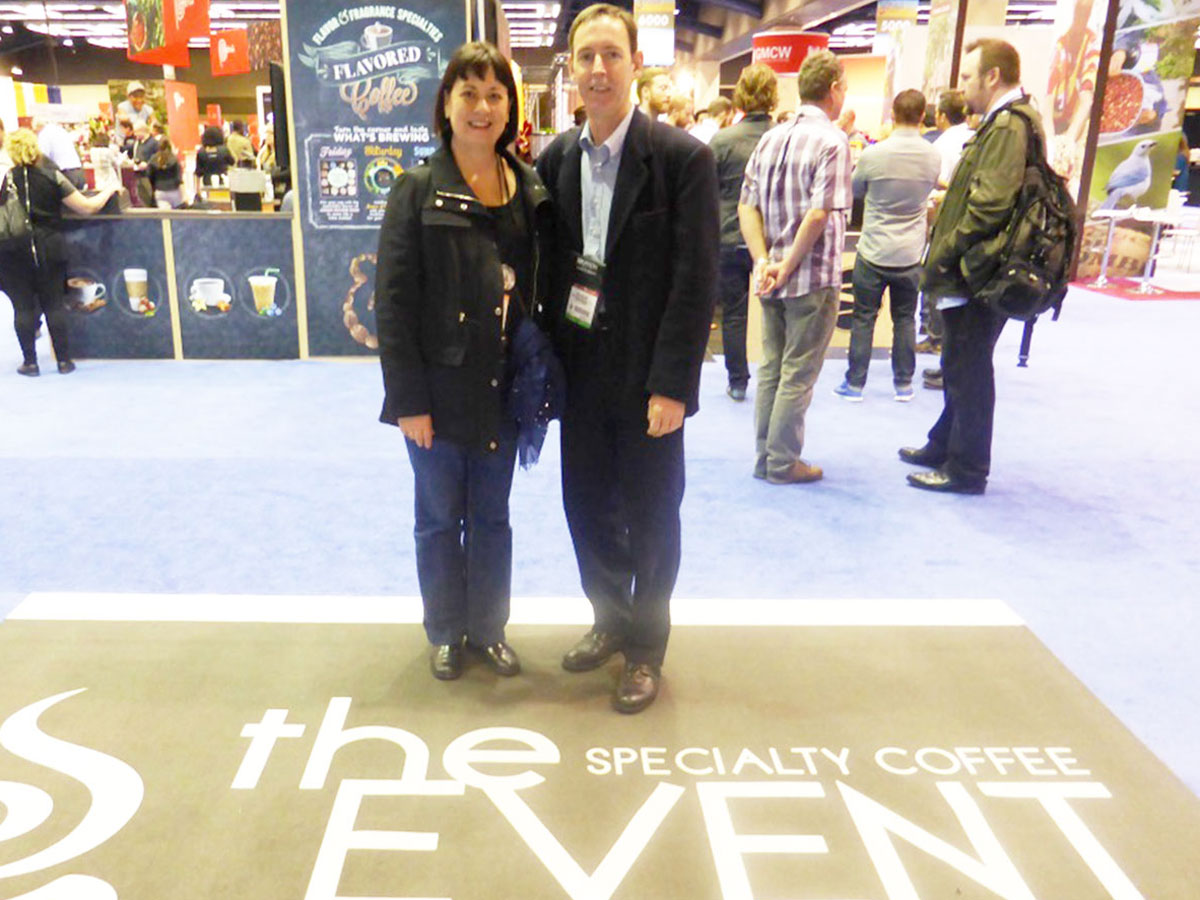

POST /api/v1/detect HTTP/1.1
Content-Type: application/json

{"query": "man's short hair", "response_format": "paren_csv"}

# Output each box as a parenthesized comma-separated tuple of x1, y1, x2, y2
(965, 38, 1020, 86)
(796, 49, 844, 103)
(569, 3, 637, 55)
(892, 89, 926, 126)
(937, 89, 968, 124)
(636, 67, 669, 103)
(707, 96, 732, 118)
(733, 63, 778, 114)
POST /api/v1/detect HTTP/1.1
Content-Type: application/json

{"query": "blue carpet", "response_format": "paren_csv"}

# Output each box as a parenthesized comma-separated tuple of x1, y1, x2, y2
(1, 289, 1197, 795)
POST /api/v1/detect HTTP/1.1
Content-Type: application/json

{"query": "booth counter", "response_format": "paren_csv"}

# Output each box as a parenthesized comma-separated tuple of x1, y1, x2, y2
(61, 209, 302, 361)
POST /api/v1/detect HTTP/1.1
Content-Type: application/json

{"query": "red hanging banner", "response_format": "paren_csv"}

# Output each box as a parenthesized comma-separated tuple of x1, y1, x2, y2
(211, 28, 250, 77)
(125, 0, 191, 67)
(172, 0, 210, 42)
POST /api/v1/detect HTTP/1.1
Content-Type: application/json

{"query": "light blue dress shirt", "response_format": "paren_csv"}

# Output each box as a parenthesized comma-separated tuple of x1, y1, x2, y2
(579, 106, 635, 263)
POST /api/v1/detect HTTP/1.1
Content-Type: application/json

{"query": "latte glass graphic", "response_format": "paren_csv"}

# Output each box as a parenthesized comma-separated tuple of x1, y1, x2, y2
(362, 22, 392, 50)
(249, 275, 277, 313)
(123, 269, 148, 311)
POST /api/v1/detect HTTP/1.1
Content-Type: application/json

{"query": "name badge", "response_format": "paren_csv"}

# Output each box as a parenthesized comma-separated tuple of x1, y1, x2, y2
(566, 254, 605, 330)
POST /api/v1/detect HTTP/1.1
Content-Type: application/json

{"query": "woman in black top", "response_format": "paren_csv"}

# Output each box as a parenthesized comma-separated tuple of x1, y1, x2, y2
(1, 128, 115, 375)
(193, 125, 235, 193)
(148, 137, 183, 208)
(375, 42, 554, 681)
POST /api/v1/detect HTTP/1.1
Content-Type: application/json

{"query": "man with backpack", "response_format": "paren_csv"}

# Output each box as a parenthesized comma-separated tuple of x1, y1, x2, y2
(901, 39, 1041, 495)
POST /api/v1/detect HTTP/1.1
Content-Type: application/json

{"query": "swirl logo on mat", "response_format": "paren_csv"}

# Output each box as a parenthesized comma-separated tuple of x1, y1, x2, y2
(0, 690, 144, 898)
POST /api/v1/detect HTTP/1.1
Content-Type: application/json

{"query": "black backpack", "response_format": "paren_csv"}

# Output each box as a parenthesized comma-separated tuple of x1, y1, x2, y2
(974, 105, 1078, 322)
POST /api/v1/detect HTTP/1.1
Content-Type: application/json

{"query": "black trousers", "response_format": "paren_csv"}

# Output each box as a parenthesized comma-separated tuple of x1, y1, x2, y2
(717, 246, 752, 388)
(560, 351, 685, 666)
(0, 247, 69, 365)
(927, 301, 1007, 484)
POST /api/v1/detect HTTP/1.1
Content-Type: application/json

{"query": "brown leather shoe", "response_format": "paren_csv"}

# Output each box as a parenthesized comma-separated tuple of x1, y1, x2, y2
(766, 460, 823, 484)
(468, 641, 521, 676)
(430, 643, 464, 680)
(613, 663, 661, 714)
(562, 630, 624, 672)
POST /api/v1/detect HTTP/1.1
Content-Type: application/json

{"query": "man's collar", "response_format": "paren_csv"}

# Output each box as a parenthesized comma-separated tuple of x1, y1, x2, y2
(797, 104, 832, 123)
(891, 125, 920, 136)
(581, 104, 636, 157)
(984, 87, 1025, 123)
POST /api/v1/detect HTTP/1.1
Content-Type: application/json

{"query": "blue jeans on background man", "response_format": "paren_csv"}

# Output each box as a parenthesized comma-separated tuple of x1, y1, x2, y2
(717, 246, 752, 390)
(846, 256, 920, 388)
(405, 429, 518, 647)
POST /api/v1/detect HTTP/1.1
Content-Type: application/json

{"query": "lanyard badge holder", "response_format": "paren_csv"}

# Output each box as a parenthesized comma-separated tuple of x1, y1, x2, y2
(566, 253, 605, 330)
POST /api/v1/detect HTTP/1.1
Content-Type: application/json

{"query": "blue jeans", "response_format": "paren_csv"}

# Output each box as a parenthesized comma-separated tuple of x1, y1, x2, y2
(846, 256, 919, 388)
(406, 431, 518, 646)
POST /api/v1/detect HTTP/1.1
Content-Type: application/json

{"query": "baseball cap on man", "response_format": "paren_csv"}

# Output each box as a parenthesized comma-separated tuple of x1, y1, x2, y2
(126, 81, 146, 96)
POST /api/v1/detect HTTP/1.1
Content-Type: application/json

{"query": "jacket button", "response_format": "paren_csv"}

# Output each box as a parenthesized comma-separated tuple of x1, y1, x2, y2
(494, 307, 502, 316)
(488, 440, 498, 451)
(460, 203, 468, 211)
(435, 199, 443, 207)
(490, 378, 499, 387)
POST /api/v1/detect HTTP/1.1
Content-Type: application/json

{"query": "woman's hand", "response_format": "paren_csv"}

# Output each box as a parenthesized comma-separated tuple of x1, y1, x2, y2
(399, 414, 434, 449)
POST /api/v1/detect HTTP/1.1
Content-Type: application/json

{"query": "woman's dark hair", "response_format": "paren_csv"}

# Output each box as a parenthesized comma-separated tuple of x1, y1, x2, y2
(201, 125, 225, 147)
(152, 136, 176, 170)
(433, 41, 519, 152)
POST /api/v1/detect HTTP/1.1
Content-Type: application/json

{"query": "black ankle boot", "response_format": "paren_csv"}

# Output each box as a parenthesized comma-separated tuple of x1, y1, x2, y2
(17, 362, 39, 377)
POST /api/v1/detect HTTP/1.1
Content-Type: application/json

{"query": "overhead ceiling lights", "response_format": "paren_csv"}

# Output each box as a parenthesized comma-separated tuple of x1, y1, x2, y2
(502, 1, 560, 49)
(0, 1, 279, 51)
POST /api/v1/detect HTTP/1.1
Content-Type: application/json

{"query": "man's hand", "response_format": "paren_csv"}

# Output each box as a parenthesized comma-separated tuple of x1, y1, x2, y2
(756, 259, 788, 296)
(647, 395, 685, 438)
(398, 414, 434, 449)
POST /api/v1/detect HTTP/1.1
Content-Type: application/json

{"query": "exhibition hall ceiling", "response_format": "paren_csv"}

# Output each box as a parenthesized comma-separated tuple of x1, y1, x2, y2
(0, 0, 1061, 54)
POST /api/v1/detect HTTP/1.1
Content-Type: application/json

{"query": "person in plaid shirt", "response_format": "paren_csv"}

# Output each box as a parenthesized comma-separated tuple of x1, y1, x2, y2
(738, 49, 853, 485)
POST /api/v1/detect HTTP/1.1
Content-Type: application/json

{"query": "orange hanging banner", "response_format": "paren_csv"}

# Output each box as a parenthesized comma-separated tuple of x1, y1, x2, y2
(211, 29, 250, 77)
(125, 0, 191, 67)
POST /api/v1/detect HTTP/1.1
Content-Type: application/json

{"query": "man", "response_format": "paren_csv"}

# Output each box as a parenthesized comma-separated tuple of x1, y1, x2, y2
(689, 96, 734, 145)
(932, 89, 972, 189)
(918, 89, 972, 365)
(835, 89, 940, 403)
(116, 81, 156, 129)
(903, 39, 1039, 495)
(636, 67, 672, 120)
(709, 64, 777, 401)
(738, 49, 852, 485)
(536, 3, 718, 713)
(34, 117, 85, 189)
(227, 120, 255, 164)
(129, 122, 159, 207)
(666, 93, 695, 130)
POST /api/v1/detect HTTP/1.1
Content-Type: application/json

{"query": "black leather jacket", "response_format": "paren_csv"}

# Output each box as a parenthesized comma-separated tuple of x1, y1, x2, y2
(375, 146, 555, 441)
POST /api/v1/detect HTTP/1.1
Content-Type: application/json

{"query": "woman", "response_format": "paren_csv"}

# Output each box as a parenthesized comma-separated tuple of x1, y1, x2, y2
(148, 137, 183, 209)
(193, 125, 235, 194)
(88, 131, 122, 192)
(375, 41, 554, 681)
(0, 128, 115, 375)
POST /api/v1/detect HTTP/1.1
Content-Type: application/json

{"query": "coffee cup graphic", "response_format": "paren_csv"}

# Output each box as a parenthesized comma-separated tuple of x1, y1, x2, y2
(67, 276, 106, 309)
(190, 277, 226, 307)
(123, 268, 149, 311)
(362, 22, 392, 50)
